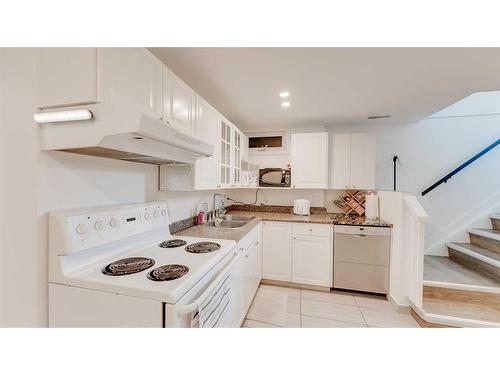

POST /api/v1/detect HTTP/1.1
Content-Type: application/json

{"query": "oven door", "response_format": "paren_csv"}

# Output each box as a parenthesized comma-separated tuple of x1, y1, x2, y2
(165, 250, 240, 328)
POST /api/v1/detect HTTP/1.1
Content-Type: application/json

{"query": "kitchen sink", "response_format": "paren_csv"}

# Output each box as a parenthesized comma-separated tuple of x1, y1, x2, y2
(208, 215, 255, 229)
(209, 220, 248, 229)
(219, 215, 255, 222)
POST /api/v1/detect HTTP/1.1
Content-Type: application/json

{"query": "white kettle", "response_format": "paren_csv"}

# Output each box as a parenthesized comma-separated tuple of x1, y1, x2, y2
(293, 199, 311, 216)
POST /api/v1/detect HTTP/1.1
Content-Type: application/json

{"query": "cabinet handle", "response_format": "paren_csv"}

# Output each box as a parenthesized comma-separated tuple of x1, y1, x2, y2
(309, 228, 312, 231)
(293, 236, 296, 240)
(254, 241, 259, 246)
(245, 255, 249, 258)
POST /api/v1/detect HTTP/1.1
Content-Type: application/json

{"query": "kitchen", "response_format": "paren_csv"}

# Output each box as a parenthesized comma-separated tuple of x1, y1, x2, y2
(2, 3, 499, 374)
(31, 47, 416, 329)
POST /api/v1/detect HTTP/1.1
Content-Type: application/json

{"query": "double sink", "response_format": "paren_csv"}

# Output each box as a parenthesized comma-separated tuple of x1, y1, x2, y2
(207, 215, 255, 229)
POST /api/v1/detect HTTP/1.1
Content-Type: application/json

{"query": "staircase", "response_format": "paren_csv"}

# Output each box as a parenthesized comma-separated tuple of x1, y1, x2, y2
(422, 214, 500, 327)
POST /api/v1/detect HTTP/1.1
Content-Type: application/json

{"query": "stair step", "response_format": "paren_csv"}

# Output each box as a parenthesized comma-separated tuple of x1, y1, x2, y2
(447, 242, 500, 283)
(423, 297, 500, 325)
(468, 228, 500, 254)
(491, 214, 500, 231)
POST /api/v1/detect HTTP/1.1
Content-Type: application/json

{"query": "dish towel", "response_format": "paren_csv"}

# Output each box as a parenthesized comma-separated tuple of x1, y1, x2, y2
(191, 273, 232, 328)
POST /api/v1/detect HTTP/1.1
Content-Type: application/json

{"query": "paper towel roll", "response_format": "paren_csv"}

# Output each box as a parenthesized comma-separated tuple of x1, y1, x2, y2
(365, 194, 379, 219)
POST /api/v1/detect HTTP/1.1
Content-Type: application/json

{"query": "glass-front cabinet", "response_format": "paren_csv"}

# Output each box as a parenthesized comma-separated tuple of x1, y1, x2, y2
(233, 129, 242, 187)
(219, 120, 233, 188)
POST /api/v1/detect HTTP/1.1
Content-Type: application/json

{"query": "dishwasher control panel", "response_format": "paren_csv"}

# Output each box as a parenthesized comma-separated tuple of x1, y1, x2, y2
(334, 225, 390, 236)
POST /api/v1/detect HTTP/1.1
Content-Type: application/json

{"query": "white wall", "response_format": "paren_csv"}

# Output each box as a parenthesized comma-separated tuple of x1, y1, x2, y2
(0, 49, 40, 326)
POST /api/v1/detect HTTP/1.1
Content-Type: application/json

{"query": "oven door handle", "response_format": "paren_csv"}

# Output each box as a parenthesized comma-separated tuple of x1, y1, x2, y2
(176, 251, 239, 317)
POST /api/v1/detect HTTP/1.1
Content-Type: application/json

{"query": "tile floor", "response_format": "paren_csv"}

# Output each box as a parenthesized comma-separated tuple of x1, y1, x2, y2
(243, 284, 420, 328)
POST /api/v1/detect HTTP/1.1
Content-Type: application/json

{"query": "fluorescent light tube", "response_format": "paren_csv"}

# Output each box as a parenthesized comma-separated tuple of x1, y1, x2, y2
(33, 109, 93, 124)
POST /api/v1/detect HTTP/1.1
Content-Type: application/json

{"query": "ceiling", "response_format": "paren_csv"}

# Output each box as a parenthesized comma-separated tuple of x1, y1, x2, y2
(150, 48, 500, 131)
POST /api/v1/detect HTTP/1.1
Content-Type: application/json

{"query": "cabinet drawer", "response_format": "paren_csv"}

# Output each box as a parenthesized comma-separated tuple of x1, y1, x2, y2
(293, 223, 332, 237)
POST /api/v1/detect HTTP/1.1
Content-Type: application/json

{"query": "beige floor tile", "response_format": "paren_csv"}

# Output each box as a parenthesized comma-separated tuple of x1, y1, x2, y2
(285, 313, 301, 328)
(360, 307, 420, 328)
(246, 288, 299, 326)
(257, 284, 301, 298)
(301, 315, 367, 328)
(243, 319, 280, 328)
(302, 289, 356, 306)
(287, 297, 300, 314)
(354, 294, 394, 311)
(301, 299, 366, 324)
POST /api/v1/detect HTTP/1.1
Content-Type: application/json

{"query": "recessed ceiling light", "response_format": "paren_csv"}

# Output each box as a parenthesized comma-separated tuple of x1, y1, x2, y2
(367, 115, 391, 120)
(281, 102, 291, 108)
(279, 91, 290, 98)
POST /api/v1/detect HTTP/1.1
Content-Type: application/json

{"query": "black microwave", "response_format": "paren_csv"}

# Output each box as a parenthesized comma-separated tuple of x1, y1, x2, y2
(259, 168, 291, 188)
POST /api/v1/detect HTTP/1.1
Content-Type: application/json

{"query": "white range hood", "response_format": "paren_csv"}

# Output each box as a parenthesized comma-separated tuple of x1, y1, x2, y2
(38, 103, 214, 165)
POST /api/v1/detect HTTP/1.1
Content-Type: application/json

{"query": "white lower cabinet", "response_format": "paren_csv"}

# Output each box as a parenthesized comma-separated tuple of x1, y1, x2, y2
(262, 221, 333, 287)
(262, 221, 293, 281)
(231, 223, 262, 327)
(292, 235, 332, 287)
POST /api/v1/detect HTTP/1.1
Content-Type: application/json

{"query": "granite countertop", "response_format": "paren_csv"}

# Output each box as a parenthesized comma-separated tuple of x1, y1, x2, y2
(329, 213, 392, 227)
(175, 216, 263, 242)
(173, 205, 391, 241)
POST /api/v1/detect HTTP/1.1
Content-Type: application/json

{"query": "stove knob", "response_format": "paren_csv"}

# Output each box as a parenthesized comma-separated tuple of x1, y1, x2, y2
(109, 217, 119, 227)
(153, 210, 159, 218)
(161, 209, 166, 217)
(94, 221, 105, 231)
(144, 212, 152, 221)
(75, 223, 88, 235)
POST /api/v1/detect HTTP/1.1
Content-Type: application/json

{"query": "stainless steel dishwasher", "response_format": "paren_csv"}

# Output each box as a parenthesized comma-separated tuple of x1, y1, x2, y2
(333, 225, 391, 294)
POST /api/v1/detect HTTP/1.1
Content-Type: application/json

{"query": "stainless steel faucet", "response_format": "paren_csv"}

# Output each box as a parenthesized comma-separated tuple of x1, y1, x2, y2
(213, 193, 225, 219)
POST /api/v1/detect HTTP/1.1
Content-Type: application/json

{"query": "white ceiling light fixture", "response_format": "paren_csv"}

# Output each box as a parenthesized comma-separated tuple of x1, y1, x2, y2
(281, 102, 291, 108)
(33, 109, 93, 124)
(279, 91, 290, 98)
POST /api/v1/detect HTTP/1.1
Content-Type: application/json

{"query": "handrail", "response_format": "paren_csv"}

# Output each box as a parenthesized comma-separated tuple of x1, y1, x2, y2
(421, 138, 500, 196)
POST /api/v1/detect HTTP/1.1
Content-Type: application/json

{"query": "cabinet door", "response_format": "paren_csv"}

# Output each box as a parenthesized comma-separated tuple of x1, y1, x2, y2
(229, 254, 245, 327)
(194, 96, 219, 190)
(219, 120, 233, 188)
(330, 133, 351, 189)
(241, 133, 249, 161)
(37, 48, 97, 108)
(292, 235, 332, 287)
(262, 221, 292, 281)
(350, 133, 376, 190)
(163, 67, 195, 134)
(98, 48, 162, 119)
(291, 133, 329, 188)
(233, 127, 242, 188)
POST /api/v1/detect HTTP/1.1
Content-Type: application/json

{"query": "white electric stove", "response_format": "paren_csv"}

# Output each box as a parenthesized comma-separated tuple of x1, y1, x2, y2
(48, 201, 238, 328)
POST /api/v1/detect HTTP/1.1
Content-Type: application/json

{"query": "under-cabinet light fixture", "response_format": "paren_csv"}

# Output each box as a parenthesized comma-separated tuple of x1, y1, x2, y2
(33, 109, 93, 124)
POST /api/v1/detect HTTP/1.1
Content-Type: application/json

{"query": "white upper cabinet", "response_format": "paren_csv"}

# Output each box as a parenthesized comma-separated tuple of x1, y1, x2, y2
(233, 127, 242, 188)
(291, 132, 329, 189)
(98, 48, 163, 119)
(330, 133, 352, 189)
(163, 67, 195, 134)
(193, 95, 219, 190)
(241, 133, 249, 161)
(37, 48, 98, 109)
(350, 133, 376, 190)
(330, 133, 375, 190)
(219, 120, 233, 188)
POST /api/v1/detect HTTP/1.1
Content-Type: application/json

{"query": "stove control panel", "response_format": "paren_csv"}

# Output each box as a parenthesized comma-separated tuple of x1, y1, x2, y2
(50, 202, 171, 255)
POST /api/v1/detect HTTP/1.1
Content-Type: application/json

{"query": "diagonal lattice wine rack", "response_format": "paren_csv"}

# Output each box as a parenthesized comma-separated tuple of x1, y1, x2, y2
(334, 190, 366, 216)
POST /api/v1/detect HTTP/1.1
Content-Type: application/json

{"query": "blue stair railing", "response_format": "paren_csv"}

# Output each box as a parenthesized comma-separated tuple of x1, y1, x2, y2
(421, 138, 500, 196)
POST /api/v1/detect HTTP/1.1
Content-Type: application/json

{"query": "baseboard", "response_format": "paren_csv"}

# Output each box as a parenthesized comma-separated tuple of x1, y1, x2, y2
(261, 279, 331, 292)
(388, 293, 410, 313)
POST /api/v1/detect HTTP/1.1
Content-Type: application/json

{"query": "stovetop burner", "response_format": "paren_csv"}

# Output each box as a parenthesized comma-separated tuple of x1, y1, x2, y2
(102, 257, 155, 276)
(185, 241, 221, 254)
(147, 264, 189, 281)
(159, 239, 187, 248)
